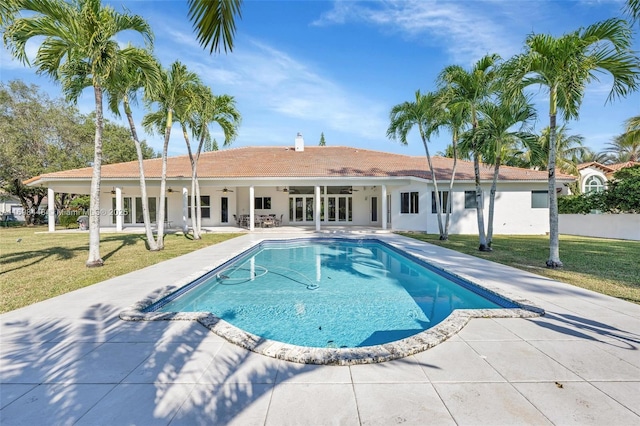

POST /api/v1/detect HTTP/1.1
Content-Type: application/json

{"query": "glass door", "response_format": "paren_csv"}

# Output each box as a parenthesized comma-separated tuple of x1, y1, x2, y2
(289, 196, 315, 222)
(221, 197, 228, 223)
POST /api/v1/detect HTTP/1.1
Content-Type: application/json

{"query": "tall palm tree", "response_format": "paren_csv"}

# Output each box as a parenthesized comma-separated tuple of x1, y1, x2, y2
(143, 61, 200, 248)
(437, 54, 502, 251)
(503, 18, 640, 267)
(473, 96, 538, 246)
(187, 0, 243, 53)
(189, 91, 240, 237)
(430, 89, 468, 240)
(388, 91, 447, 239)
(4, 0, 154, 267)
(174, 78, 204, 239)
(106, 47, 160, 250)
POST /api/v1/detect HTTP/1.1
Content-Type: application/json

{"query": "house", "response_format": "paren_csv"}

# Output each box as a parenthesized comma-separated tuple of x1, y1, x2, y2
(0, 191, 22, 222)
(25, 134, 575, 234)
(577, 161, 640, 194)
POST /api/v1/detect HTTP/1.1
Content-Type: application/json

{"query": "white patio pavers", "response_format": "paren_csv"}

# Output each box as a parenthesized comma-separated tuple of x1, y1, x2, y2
(1, 232, 639, 425)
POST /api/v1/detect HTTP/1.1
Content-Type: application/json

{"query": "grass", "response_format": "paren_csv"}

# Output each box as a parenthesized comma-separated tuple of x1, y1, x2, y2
(0, 226, 243, 313)
(398, 233, 640, 305)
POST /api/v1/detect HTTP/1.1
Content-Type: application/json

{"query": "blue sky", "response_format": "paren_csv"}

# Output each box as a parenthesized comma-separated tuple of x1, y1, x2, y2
(2, 0, 639, 158)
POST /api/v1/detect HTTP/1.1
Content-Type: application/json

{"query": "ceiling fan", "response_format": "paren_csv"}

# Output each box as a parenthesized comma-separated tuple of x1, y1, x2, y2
(277, 187, 289, 193)
(217, 187, 234, 193)
(102, 187, 124, 195)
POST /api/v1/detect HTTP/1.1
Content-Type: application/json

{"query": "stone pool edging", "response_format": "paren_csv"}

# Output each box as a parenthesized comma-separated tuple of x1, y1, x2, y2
(119, 235, 544, 366)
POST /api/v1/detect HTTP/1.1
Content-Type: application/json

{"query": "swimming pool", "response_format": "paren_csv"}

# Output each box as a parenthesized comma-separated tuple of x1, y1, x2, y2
(128, 238, 542, 364)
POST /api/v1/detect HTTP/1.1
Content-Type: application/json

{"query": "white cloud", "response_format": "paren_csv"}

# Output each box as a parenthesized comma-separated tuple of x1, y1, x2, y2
(313, 0, 521, 64)
(174, 36, 389, 142)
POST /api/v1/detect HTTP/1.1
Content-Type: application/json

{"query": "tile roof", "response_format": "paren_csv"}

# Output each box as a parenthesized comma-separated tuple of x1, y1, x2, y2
(577, 161, 640, 178)
(25, 146, 574, 185)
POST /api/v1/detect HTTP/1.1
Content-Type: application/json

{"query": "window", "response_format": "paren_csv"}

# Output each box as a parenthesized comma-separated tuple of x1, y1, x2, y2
(465, 190, 481, 209)
(531, 191, 548, 208)
(584, 176, 604, 193)
(254, 197, 271, 209)
(431, 191, 450, 214)
(135, 197, 167, 223)
(188, 195, 211, 218)
(400, 192, 419, 214)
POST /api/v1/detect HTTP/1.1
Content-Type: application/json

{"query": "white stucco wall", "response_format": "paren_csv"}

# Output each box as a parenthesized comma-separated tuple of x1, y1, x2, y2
(391, 182, 550, 235)
(559, 214, 640, 241)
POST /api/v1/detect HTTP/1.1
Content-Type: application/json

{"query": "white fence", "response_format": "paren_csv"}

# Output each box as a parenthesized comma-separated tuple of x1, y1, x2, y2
(559, 214, 640, 241)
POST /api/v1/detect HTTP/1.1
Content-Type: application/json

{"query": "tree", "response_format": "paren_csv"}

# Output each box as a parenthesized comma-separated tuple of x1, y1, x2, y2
(534, 125, 587, 175)
(186, 89, 240, 238)
(472, 96, 538, 247)
(4, 0, 154, 267)
(319, 132, 326, 146)
(437, 54, 502, 251)
(187, 0, 243, 54)
(605, 116, 640, 162)
(106, 47, 161, 250)
(388, 91, 448, 239)
(143, 61, 200, 247)
(624, 0, 640, 22)
(503, 18, 640, 267)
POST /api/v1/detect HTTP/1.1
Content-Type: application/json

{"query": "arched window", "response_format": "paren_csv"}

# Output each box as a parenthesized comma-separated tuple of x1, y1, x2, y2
(584, 175, 604, 193)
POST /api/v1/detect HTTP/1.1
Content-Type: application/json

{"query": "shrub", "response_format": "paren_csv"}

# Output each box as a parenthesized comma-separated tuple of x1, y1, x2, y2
(59, 210, 81, 228)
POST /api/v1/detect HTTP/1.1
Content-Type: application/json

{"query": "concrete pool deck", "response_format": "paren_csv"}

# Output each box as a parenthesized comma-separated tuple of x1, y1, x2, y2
(1, 232, 639, 425)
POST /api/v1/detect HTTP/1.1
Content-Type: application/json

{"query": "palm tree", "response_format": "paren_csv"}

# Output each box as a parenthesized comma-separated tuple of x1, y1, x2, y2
(143, 61, 200, 248)
(573, 148, 613, 165)
(4, 0, 154, 267)
(473, 96, 538, 246)
(174, 77, 204, 239)
(187, 0, 243, 53)
(534, 125, 587, 175)
(606, 116, 640, 162)
(189, 91, 240, 237)
(624, 0, 640, 22)
(429, 89, 468, 239)
(437, 54, 502, 251)
(106, 47, 161, 250)
(388, 91, 448, 239)
(503, 18, 640, 267)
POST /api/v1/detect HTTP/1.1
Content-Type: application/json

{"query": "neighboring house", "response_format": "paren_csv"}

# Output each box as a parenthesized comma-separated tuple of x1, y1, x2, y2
(25, 135, 575, 234)
(0, 192, 22, 222)
(577, 161, 640, 194)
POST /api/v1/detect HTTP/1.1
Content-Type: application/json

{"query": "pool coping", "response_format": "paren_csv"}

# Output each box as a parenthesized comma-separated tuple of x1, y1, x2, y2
(119, 235, 544, 365)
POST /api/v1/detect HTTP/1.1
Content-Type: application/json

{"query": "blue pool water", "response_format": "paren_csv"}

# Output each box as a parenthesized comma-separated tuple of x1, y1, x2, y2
(149, 239, 517, 348)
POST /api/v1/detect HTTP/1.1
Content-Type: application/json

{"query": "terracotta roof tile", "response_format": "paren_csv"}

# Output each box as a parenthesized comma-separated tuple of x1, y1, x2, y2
(27, 146, 574, 184)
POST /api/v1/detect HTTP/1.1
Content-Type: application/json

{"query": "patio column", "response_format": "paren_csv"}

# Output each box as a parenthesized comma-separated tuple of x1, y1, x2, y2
(47, 187, 55, 232)
(381, 184, 388, 230)
(182, 187, 188, 232)
(249, 186, 255, 231)
(315, 185, 321, 231)
(115, 187, 123, 232)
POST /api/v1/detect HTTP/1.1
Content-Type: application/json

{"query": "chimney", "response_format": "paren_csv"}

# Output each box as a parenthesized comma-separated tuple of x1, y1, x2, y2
(294, 132, 304, 152)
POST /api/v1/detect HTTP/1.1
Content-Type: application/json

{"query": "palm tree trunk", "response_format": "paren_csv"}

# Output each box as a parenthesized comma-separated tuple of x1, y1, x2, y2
(443, 132, 459, 240)
(156, 110, 172, 250)
(547, 111, 563, 267)
(124, 96, 158, 250)
(420, 130, 445, 238)
(86, 85, 105, 267)
(474, 151, 490, 251)
(182, 123, 200, 239)
(487, 155, 501, 247)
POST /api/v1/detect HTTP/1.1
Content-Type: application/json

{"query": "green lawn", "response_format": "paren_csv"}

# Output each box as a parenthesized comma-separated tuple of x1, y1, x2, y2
(0, 227, 243, 313)
(398, 233, 640, 304)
